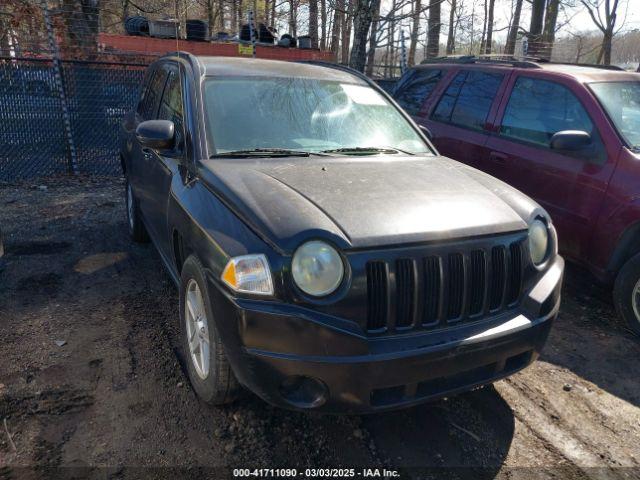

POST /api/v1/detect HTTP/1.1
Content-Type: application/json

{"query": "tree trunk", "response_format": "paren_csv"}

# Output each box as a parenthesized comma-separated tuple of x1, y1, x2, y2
(446, 0, 456, 54)
(408, 0, 422, 65)
(309, 0, 319, 47)
(527, 0, 545, 57)
(602, 31, 613, 65)
(365, 0, 381, 75)
(320, 0, 327, 49)
(121, 0, 129, 22)
(341, 0, 352, 64)
(504, 0, 522, 55)
(206, 0, 215, 34)
(349, 0, 380, 72)
(386, 3, 396, 77)
(231, 0, 237, 33)
(426, 0, 441, 59)
(218, 0, 225, 31)
(62, 0, 101, 54)
(331, 0, 343, 56)
(271, 0, 276, 28)
(540, 0, 559, 60)
(484, 0, 495, 53)
(289, 0, 297, 36)
(479, 0, 487, 53)
(0, 15, 10, 56)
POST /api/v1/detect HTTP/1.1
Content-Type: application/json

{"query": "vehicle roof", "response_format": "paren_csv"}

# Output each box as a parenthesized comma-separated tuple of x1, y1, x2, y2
(412, 61, 640, 83)
(188, 56, 367, 84)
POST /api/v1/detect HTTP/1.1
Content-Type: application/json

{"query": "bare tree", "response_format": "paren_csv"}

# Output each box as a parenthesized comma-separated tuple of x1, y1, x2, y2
(540, 0, 560, 59)
(341, 0, 352, 63)
(479, 0, 486, 52)
(365, 0, 381, 74)
(320, 0, 327, 48)
(426, 0, 441, 58)
(330, 0, 343, 55)
(309, 0, 319, 46)
(446, 0, 457, 54)
(484, 0, 495, 53)
(408, 0, 422, 65)
(581, 0, 624, 65)
(504, 0, 523, 54)
(348, 0, 380, 71)
(528, 0, 545, 56)
(61, 0, 101, 52)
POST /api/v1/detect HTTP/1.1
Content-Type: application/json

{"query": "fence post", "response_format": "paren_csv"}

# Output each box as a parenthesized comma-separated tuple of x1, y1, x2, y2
(41, 0, 78, 175)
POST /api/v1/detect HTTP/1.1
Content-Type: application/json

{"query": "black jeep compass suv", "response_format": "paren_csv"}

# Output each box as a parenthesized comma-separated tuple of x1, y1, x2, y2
(119, 52, 563, 413)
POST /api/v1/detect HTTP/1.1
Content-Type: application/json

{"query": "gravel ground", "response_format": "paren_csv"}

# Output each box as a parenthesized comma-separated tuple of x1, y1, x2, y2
(0, 177, 639, 480)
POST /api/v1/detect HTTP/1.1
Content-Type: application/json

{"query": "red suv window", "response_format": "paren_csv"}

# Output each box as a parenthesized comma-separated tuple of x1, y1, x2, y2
(501, 77, 594, 146)
(499, 76, 606, 162)
(394, 69, 442, 116)
(431, 70, 503, 131)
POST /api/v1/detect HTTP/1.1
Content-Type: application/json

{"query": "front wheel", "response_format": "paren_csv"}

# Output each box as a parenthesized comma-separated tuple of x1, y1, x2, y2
(179, 255, 241, 405)
(613, 253, 640, 336)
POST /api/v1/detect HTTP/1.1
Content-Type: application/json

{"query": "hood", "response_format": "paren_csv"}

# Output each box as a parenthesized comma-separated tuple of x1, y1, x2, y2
(199, 156, 539, 252)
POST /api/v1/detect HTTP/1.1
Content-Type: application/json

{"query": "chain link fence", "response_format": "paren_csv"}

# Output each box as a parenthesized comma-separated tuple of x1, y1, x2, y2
(0, 1, 335, 182)
(0, 57, 146, 181)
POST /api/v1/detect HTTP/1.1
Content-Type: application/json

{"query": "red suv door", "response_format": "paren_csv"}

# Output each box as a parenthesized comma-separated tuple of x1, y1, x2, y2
(485, 73, 620, 261)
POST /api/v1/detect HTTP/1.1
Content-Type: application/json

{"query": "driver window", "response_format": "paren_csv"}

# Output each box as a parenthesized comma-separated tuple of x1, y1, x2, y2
(500, 77, 595, 148)
(138, 68, 168, 120)
(157, 68, 185, 154)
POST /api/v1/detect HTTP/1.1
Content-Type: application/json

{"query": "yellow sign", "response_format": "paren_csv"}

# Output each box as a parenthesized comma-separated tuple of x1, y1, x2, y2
(238, 44, 254, 56)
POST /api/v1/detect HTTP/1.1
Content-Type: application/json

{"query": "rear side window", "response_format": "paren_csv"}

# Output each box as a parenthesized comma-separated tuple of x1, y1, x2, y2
(431, 70, 503, 131)
(138, 67, 168, 120)
(158, 69, 185, 152)
(394, 69, 442, 116)
(500, 77, 594, 147)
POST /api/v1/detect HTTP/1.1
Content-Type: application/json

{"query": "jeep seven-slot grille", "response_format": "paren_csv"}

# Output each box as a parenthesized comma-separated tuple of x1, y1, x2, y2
(366, 240, 525, 333)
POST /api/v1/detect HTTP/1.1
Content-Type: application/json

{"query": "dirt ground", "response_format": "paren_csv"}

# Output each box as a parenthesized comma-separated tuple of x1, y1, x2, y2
(1, 177, 639, 480)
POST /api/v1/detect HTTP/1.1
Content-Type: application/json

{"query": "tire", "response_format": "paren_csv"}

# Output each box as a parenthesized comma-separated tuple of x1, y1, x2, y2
(125, 179, 149, 243)
(179, 254, 241, 405)
(613, 252, 640, 336)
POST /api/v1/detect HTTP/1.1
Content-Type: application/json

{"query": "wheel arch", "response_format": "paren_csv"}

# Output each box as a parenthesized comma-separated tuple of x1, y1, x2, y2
(608, 220, 640, 278)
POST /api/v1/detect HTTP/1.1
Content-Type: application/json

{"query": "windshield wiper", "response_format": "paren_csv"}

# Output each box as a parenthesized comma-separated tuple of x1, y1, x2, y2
(320, 146, 414, 156)
(211, 148, 327, 158)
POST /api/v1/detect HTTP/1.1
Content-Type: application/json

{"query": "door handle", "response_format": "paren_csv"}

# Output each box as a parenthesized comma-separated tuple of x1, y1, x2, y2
(489, 151, 509, 164)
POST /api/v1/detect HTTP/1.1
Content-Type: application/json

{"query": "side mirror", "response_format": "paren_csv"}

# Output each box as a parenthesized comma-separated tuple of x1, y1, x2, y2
(419, 124, 433, 140)
(550, 130, 591, 151)
(136, 120, 175, 150)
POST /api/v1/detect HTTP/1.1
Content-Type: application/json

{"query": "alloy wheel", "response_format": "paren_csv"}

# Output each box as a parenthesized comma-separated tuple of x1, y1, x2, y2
(127, 183, 135, 230)
(633, 278, 640, 322)
(185, 279, 210, 379)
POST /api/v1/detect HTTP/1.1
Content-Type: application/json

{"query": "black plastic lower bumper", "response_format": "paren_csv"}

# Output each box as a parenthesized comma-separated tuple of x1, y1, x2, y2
(209, 256, 563, 414)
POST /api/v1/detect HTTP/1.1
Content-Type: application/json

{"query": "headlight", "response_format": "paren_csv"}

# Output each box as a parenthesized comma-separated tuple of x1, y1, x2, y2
(292, 241, 344, 296)
(221, 254, 274, 295)
(529, 219, 549, 266)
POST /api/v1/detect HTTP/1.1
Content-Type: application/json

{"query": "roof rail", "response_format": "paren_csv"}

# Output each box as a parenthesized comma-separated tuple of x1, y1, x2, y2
(419, 54, 627, 72)
(534, 59, 626, 71)
(295, 60, 371, 82)
(420, 55, 541, 69)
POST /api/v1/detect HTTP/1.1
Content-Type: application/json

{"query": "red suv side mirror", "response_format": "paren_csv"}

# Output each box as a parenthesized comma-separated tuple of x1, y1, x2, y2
(550, 130, 592, 151)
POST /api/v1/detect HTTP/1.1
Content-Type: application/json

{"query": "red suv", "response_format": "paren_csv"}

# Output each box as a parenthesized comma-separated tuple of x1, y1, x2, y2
(393, 57, 640, 334)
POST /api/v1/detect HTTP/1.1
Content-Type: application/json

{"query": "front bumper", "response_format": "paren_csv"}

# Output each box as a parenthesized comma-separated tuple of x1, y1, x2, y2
(209, 256, 564, 414)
